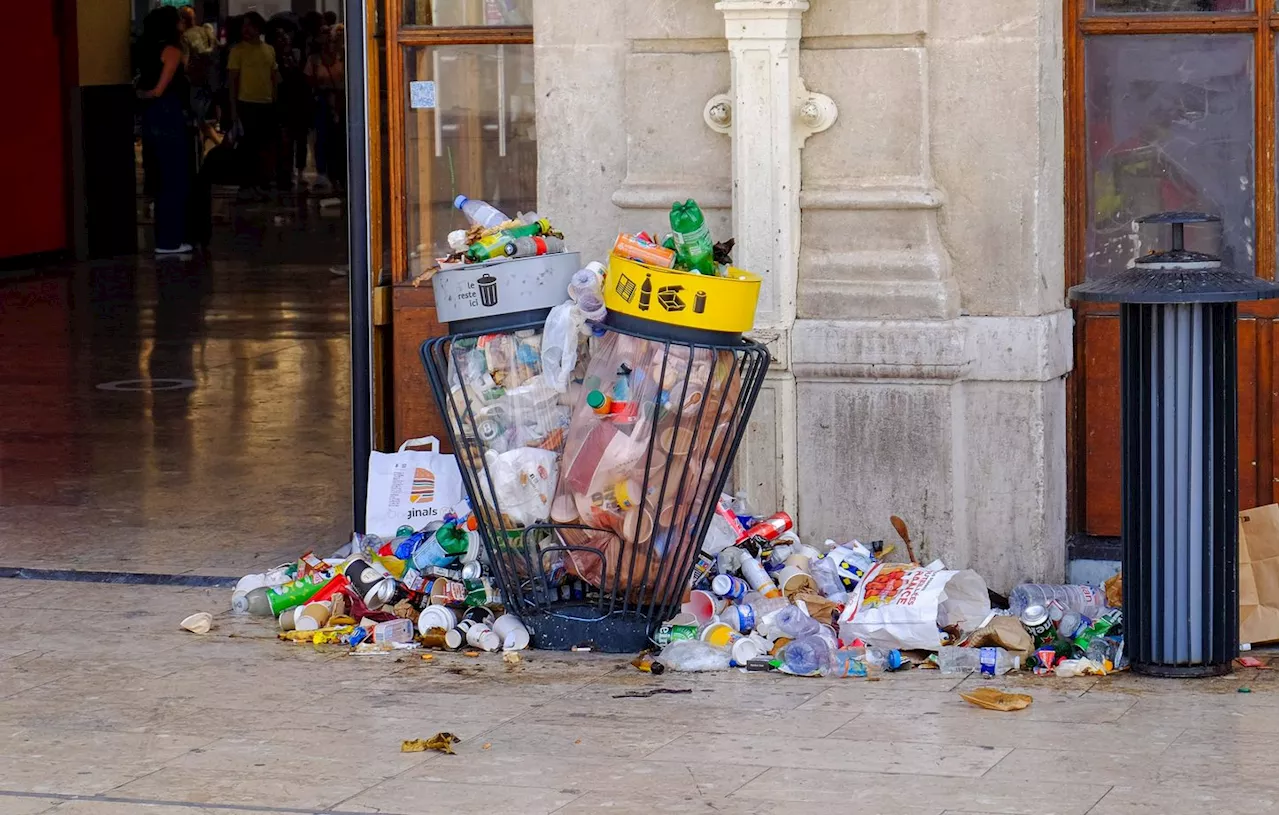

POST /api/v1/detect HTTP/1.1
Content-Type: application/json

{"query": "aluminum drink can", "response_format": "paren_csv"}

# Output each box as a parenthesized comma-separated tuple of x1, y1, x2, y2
(1019, 604, 1057, 648)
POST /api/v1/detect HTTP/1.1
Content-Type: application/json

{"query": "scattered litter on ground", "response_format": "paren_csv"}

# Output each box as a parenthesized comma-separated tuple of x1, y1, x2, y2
(180, 612, 213, 634)
(612, 688, 694, 699)
(402, 733, 460, 754)
(960, 688, 1034, 711)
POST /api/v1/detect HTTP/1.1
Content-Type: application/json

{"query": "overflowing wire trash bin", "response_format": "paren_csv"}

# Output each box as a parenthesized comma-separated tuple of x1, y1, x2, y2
(425, 252, 769, 652)
(1069, 212, 1278, 677)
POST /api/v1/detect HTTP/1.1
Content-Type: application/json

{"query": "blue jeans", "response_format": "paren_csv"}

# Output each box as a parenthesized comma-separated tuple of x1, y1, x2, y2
(143, 99, 192, 250)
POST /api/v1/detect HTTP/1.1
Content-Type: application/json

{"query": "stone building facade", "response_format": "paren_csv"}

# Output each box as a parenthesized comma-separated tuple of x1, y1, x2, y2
(532, 0, 1072, 591)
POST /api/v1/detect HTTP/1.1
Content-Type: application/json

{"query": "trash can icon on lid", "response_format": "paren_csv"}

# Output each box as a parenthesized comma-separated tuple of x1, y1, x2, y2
(476, 273, 499, 307)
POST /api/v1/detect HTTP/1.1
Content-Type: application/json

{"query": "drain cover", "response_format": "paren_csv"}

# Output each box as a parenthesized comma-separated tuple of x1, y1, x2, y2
(96, 378, 196, 392)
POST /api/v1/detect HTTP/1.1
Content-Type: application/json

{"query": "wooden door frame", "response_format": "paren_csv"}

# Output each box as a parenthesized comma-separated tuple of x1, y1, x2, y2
(1064, 0, 1280, 535)
(383, 0, 532, 283)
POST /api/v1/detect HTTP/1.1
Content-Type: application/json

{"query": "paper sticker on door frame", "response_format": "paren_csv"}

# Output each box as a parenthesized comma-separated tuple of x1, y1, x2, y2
(409, 80, 437, 110)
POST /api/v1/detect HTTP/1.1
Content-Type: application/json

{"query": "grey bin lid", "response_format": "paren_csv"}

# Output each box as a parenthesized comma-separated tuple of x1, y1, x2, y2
(1068, 211, 1278, 305)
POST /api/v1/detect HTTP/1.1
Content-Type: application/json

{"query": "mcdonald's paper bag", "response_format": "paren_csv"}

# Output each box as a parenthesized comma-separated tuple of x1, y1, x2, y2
(1239, 504, 1279, 646)
(365, 437, 465, 537)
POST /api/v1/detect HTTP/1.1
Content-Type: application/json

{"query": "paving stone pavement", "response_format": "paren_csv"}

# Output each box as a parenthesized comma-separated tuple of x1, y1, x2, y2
(0, 580, 1274, 815)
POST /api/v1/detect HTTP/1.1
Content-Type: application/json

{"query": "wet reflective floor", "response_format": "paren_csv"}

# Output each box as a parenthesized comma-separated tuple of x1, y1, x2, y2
(0, 197, 352, 575)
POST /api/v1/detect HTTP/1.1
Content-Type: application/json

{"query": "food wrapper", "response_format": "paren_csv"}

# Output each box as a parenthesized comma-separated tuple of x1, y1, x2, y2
(964, 613, 1033, 659)
(960, 688, 1033, 712)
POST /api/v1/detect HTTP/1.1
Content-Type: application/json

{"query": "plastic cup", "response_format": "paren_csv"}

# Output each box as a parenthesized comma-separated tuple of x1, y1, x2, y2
(681, 589, 723, 626)
(731, 634, 768, 666)
(417, 605, 458, 635)
(700, 621, 741, 649)
(492, 614, 530, 650)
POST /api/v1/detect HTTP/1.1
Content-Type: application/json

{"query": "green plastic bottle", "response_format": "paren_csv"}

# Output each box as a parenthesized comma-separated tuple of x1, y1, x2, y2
(669, 200, 716, 276)
(464, 220, 551, 262)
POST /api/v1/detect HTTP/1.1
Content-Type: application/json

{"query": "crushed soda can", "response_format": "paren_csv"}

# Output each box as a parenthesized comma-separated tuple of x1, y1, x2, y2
(1034, 645, 1058, 676)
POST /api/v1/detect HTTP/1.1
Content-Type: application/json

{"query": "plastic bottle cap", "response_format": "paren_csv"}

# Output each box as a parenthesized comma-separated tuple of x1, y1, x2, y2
(453, 195, 468, 209)
(586, 390, 607, 409)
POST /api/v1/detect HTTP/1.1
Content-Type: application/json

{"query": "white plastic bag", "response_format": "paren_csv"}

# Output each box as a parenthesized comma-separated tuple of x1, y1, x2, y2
(482, 446, 559, 526)
(540, 301, 581, 393)
(657, 639, 731, 672)
(365, 437, 465, 537)
(838, 562, 991, 651)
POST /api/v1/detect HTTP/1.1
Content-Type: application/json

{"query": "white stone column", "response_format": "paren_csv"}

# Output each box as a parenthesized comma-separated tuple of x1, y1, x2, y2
(711, 0, 834, 517)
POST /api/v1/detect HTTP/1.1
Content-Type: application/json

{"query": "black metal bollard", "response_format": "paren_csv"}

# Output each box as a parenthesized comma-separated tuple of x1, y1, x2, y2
(1070, 212, 1277, 676)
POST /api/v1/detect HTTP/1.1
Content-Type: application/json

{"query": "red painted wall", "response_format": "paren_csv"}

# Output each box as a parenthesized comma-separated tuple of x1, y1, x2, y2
(0, 2, 67, 259)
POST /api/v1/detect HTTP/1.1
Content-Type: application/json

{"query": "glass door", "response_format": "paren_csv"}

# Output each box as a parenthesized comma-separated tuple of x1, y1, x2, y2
(387, 0, 536, 281)
(1065, 0, 1278, 539)
(383, 0, 536, 446)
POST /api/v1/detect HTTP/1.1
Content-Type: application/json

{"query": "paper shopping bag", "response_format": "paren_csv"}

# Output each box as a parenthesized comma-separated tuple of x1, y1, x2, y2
(1239, 504, 1279, 646)
(365, 437, 464, 537)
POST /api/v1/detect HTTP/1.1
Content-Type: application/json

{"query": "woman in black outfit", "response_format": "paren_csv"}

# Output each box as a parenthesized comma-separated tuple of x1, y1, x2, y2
(137, 6, 193, 254)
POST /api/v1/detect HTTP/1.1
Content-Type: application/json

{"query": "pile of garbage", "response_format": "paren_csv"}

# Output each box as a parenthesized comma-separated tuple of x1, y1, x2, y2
(228, 193, 1126, 679)
(232, 510, 531, 654)
(645, 505, 1127, 678)
(443, 195, 566, 264)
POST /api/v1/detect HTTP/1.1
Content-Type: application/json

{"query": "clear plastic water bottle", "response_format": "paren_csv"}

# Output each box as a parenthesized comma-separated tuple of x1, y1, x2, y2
(936, 645, 1019, 675)
(1057, 609, 1088, 639)
(773, 605, 821, 638)
(1009, 584, 1106, 616)
(454, 195, 510, 229)
(864, 647, 905, 671)
(833, 650, 868, 677)
(569, 264, 607, 321)
(808, 555, 846, 600)
(779, 636, 833, 676)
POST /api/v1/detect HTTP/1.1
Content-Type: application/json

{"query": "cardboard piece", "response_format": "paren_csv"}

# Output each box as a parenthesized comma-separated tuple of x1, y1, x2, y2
(1239, 504, 1279, 646)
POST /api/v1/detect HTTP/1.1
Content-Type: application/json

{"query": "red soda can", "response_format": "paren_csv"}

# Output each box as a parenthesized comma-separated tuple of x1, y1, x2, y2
(736, 512, 793, 544)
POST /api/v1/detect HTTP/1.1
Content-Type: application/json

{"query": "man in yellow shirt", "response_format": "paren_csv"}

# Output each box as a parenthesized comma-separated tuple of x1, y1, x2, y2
(228, 12, 279, 199)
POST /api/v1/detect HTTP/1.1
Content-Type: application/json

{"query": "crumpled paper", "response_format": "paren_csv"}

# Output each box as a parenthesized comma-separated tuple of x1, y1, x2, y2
(402, 733, 461, 754)
(960, 688, 1033, 711)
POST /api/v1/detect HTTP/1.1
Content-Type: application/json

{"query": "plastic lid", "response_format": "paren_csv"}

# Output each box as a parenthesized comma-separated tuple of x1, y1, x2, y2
(711, 574, 732, 595)
(453, 195, 468, 209)
(586, 390, 606, 409)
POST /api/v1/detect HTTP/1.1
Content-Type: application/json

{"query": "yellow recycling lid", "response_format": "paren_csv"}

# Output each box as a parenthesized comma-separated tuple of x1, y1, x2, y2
(603, 255, 761, 336)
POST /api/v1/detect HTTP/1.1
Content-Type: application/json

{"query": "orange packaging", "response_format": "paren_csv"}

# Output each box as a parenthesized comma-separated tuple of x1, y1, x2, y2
(612, 234, 676, 269)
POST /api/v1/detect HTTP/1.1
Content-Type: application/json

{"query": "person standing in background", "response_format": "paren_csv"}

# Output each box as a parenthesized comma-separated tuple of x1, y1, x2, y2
(273, 26, 310, 191)
(179, 5, 216, 124)
(137, 6, 193, 255)
(304, 26, 345, 194)
(227, 12, 278, 201)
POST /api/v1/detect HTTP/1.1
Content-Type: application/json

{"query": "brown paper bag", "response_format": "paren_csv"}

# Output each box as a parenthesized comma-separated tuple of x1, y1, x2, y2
(1239, 504, 1279, 645)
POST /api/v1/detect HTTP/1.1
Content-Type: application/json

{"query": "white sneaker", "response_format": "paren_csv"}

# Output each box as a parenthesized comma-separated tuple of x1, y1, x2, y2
(155, 243, 194, 255)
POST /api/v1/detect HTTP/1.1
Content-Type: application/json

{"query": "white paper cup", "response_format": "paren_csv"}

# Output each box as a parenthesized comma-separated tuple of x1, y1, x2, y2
(731, 635, 768, 666)
(492, 614, 530, 650)
(417, 605, 458, 635)
(295, 601, 332, 631)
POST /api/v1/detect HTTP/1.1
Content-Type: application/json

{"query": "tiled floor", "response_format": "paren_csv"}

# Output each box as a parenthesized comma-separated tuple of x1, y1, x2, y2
(0, 195, 352, 576)
(0, 580, 1273, 815)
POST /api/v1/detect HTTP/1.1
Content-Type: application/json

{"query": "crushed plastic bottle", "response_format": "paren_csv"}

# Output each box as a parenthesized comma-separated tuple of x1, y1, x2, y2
(657, 639, 731, 672)
(772, 605, 822, 638)
(937, 645, 1020, 676)
(778, 636, 833, 677)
